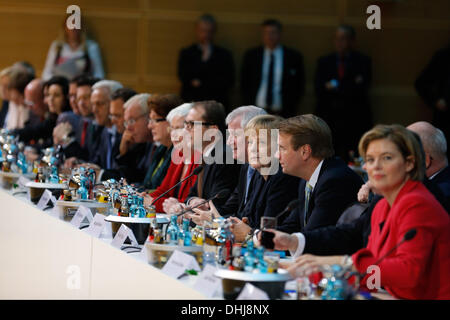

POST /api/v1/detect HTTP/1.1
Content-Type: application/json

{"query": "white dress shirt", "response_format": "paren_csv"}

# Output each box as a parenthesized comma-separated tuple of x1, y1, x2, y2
(256, 45, 284, 112)
(290, 160, 324, 258)
(4, 101, 29, 130)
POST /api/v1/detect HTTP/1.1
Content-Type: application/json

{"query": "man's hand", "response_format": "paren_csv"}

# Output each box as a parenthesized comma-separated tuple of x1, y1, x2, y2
(436, 98, 447, 111)
(53, 122, 72, 145)
(281, 254, 344, 278)
(188, 197, 210, 211)
(261, 228, 299, 252)
(191, 79, 202, 88)
(229, 216, 252, 243)
(119, 130, 134, 156)
(357, 181, 372, 203)
(140, 193, 154, 207)
(188, 208, 214, 226)
(64, 156, 79, 169)
(163, 197, 185, 214)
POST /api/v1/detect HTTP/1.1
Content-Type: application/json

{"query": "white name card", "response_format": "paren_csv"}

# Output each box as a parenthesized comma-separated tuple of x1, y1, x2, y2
(236, 283, 270, 300)
(85, 213, 107, 238)
(111, 224, 139, 248)
(18, 176, 30, 189)
(162, 250, 201, 279)
(70, 205, 94, 228)
(193, 264, 222, 298)
(36, 189, 57, 210)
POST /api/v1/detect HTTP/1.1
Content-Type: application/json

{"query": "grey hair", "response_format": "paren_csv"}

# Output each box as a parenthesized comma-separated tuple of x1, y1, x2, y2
(92, 80, 123, 99)
(124, 93, 151, 114)
(167, 102, 193, 124)
(409, 121, 448, 162)
(427, 127, 448, 161)
(225, 105, 267, 129)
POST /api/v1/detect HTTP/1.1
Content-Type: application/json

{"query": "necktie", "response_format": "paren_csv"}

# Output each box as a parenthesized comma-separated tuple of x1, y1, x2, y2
(244, 166, 255, 204)
(196, 169, 204, 199)
(304, 183, 313, 227)
(338, 58, 345, 80)
(106, 132, 113, 170)
(266, 52, 274, 108)
(80, 120, 88, 147)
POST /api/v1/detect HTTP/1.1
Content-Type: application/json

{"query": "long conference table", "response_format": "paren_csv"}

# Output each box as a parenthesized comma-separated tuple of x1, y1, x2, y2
(0, 187, 207, 299)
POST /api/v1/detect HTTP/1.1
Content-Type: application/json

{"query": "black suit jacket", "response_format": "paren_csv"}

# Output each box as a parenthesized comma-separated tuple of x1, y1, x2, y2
(13, 113, 56, 148)
(432, 165, 450, 211)
(241, 45, 305, 118)
(217, 163, 249, 218)
(178, 44, 234, 109)
(415, 46, 450, 139)
(240, 166, 300, 229)
(314, 51, 372, 157)
(72, 117, 103, 162)
(91, 127, 121, 170)
(0, 100, 8, 128)
(279, 157, 364, 234)
(186, 143, 241, 212)
(302, 177, 449, 256)
(102, 141, 154, 184)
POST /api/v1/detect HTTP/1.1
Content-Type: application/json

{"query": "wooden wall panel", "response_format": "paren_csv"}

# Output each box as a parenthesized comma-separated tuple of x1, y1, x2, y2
(0, 0, 449, 125)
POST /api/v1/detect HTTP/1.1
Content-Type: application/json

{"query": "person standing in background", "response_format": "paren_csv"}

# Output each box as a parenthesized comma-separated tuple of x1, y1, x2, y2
(177, 14, 234, 111)
(42, 17, 104, 81)
(314, 25, 372, 162)
(415, 44, 450, 156)
(241, 19, 305, 118)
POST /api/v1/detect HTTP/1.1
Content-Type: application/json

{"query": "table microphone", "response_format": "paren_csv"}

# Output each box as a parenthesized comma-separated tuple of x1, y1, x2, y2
(150, 165, 203, 207)
(176, 188, 231, 217)
(354, 228, 417, 280)
(275, 199, 301, 220)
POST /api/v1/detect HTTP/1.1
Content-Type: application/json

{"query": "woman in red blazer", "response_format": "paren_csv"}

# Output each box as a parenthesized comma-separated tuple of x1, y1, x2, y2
(278, 124, 450, 299)
(142, 103, 201, 213)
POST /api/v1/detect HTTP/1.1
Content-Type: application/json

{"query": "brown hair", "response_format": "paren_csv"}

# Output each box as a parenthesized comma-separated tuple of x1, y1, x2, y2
(148, 94, 183, 118)
(358, 124, 425, 181)
(278, 114, 334, 158)
(8, 68, 34, 95)
(193, 100, 226, 133)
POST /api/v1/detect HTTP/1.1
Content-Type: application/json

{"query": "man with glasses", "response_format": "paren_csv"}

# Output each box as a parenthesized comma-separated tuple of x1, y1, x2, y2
(63, 79, 122, 169)
(102, 93, 154, 184)
(165, 100, 241, 214)
(109, 88, 137, 135)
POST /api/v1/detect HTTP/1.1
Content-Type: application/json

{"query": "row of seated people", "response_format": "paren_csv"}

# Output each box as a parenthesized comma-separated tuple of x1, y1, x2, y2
(2, 67, 449, 299)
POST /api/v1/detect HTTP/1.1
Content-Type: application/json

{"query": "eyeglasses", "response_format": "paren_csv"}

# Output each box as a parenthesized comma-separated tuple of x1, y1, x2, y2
(148, 118, 166, 125)
(24, 100, 35, 108)
(124, 113, 147, 128)
(184, 120, 215, 130)
(108, 114, 122, 120)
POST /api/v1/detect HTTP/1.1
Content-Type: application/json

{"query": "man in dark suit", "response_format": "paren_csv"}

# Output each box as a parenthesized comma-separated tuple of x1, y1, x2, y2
(275, 114, 363, 234)
(408, 121, 449, 205)
(314, 25, 372, 162)
(177, 14, 234, 110)
(101, 93, 154, 184)
(241, 19, 305, 118)
(415, 45, 450, 151)
(163, 101, 241, 214)
(264, 121, 449, 258)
